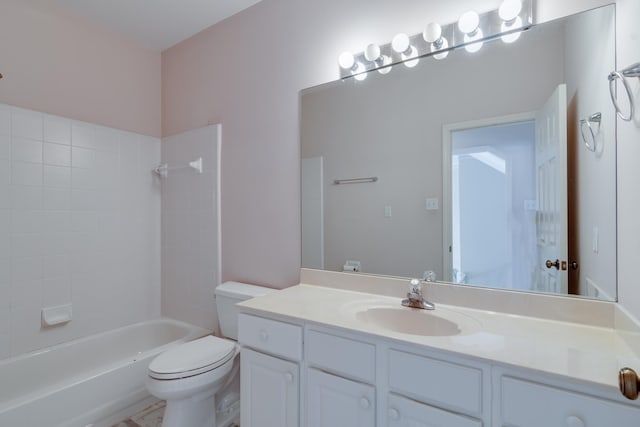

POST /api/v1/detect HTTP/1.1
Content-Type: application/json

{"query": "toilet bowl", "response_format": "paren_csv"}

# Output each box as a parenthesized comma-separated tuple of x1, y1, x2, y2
(146, 281, 274, 427)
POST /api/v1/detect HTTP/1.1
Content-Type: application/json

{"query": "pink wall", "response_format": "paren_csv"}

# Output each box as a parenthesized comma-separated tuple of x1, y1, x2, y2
(162, 0, 625, 291)
(0, 0, 161, 137)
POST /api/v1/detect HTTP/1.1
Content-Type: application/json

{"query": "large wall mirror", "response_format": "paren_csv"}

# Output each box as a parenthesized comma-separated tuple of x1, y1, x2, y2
(301, 5, 617, 301)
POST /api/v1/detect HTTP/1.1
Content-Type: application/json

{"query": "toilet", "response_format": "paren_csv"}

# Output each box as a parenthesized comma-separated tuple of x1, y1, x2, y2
(146, 281, 274, 427)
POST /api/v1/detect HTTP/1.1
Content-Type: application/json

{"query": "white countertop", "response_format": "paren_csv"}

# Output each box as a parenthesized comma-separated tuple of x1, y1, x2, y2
(238, 283, 640, 390)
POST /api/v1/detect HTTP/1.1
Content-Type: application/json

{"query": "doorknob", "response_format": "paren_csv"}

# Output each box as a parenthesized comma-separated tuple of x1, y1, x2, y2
(570, 261, 579, 270)
(545, 259, 560, 269)
(619, 367, 639, 400)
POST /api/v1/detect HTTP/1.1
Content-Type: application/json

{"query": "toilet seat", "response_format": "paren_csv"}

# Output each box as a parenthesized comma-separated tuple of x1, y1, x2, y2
(149, 335, 236, 380)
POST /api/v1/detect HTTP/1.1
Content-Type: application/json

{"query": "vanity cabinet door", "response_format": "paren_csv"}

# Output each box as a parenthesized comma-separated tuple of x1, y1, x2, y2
(306, 368, 375, 427)
(498, 376, 640, 427)
(241, 348, 299, 427)
(387, 394, 482, 427)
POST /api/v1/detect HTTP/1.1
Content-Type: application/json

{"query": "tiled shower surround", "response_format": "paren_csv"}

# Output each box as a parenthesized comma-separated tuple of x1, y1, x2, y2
(0, 104, 161, 359)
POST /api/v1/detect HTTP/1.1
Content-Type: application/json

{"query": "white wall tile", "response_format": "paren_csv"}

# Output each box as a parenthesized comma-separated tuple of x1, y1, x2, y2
(11, 233, 43, 257)
(44, 115, 71, 145)
(0, 187, 8, 211)
(43, 188, 71, 211)
(41, 212, 71, 233)
(43, 277, 71, 307)
(0, 105, 10, 136)
(44, 254, 71, 279)
(0, 209, 8, 233)
(94, 126, 120, 153)
(12, 186, 42, 210)
(0, 258, 10, 308)
(10, 302, 42, 355)
(0, 158, 11, 186)
(71, 168, 98, 190)
(0, 233, 9, 258)
(12, 162, 42, 186)
(71, 212, 97, 233)
(0, 308, 9, 360)
(11, 109, 43, 141)
(43, 165, 71, 188)
(3, 105, 161, 360)
(12, 137, 42, 164)
(11, 256, 43, 282)
(11, 210, 43, 233)
(71, 122, 97, 149)
(41, 232, 72, 256)
(161, 125, 220, 330)
(44, 143, 71, 167)
(0, 134, 10, 159)
(11, 278, 42, 307)
(71, 146, 95, 169)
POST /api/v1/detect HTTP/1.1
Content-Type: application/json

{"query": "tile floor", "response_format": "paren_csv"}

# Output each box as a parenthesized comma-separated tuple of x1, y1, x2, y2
(112, 400, 240, 427)
(112, 401, 165, 427)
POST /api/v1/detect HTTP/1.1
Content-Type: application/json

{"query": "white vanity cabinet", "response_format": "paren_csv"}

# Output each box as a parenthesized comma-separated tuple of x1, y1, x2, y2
(239, 310, 640, 427)
(238, 314, 303, 427)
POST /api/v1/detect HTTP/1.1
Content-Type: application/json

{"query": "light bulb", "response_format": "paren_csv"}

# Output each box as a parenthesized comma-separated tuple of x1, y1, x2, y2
(392, 33, 411, 54)
(353, 62, 368, 81)
(364, 44, 381, 62)
(423, 22, 442, 43)
(402, 46, 420, 68)
(338, 51, 355, 70)
(501, 16, 523, 43)
(464, 28, 484, 53)
(423, 22, 448, 59)
(432, 37, 449, 59)
(458, 10, 480, 34)
(499, 0, 523, 22)
(378, 55, 392, 74)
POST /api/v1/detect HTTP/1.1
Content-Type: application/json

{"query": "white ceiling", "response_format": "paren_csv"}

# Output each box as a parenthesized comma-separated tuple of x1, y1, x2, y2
(52, 0, 263, 51)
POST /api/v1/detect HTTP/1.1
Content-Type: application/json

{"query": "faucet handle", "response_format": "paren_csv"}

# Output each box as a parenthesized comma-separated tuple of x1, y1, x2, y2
(409, 278, 422, 294)
(423, 270, 436, 282)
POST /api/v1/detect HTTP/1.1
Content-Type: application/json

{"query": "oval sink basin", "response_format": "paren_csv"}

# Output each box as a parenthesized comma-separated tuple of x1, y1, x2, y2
(347, 302, 481, 337)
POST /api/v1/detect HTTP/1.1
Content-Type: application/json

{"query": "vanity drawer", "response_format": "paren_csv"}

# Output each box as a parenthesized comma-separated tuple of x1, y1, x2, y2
(388, 349, 483, 416)
(388, 393, 482, 427)
(238, 314, 303, 361)
(499, 376, 640, 427)
(306, 329, 376, 383)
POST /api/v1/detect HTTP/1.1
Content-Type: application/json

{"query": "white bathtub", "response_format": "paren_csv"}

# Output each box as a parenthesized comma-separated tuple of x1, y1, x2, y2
(0, 318, 210, 427)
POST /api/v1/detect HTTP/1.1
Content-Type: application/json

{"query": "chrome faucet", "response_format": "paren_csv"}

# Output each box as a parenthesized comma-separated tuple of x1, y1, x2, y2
(402, 277, 435, 310)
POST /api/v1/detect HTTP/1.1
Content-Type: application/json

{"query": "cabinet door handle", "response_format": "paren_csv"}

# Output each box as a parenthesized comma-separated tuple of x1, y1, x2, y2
(565, 415, 584, 427)
(259, 330, 269, 341)
(388, 408, 400, 420)
(284, 372, 294, 383)
(359, 397, 370, 409)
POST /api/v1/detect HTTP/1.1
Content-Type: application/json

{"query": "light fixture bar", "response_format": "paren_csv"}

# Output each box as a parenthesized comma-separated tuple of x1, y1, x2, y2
(338, 0, 533, 80)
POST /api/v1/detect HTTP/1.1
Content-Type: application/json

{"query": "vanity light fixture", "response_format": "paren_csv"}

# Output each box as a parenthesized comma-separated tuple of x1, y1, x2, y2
(391, 33, 419, 68)
(364, 43, 392, 74)
(336, 0, 533, 80)
(458, 10, 484, 53)
(499, 0, 524, 43)
(423, 22, 449, 60)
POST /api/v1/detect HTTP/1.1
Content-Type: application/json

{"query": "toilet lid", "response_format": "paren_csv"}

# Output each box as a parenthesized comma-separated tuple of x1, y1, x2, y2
(149, 335, 236, 380)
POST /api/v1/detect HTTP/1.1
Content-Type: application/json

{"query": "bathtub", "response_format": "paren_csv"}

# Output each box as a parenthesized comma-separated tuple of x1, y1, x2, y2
(0, 318, 210, 427)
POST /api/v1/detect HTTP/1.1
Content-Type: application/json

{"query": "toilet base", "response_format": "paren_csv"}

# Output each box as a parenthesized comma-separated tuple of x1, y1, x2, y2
(162, 390, 216, 427)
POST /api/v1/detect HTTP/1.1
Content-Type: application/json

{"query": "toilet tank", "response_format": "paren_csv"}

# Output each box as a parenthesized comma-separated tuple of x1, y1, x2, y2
(215, 281, 275, 340)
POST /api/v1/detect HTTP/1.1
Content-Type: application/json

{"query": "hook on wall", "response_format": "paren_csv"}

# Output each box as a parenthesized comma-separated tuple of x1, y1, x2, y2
(579, 112, 601, 152)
